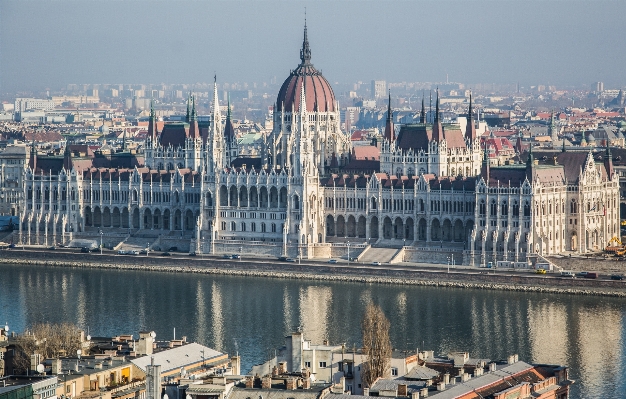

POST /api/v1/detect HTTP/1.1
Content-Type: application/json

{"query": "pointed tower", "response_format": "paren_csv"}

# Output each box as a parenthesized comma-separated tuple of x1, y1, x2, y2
(605, 143, 615, 179)
(432, 90, 443, 142)
(419, 95, 426, 124)
(384, 91, 394, 143)
(188, 96, 200, 140)
(207, 77, 224, 172)
(224, 94, 237, 166)
(481, 142, 490, 182)
(465, 93, 477, 141)
(185, 93, 191, 123)
(28, 142, 37, 172)
(300, 17, 312, 65)
(63, 142, 73, 171)
(148, 100, 157, 140)
(548, 110, 559, 142)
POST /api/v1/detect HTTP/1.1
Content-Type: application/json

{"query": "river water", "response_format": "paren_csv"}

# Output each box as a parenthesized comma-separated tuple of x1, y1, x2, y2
(1, 264, 625, 398)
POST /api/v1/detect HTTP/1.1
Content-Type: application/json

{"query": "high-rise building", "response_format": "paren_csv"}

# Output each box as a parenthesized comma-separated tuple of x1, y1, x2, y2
(371, 80, 387, 99)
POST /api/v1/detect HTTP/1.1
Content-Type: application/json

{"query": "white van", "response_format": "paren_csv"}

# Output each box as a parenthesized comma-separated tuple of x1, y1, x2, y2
(560, 270, 575, 277)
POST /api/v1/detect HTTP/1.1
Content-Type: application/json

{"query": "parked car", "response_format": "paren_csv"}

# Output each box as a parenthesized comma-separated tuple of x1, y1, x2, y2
(223, 254, 232, 259)
(160, 252, 171, 256)
(328, 259, 338, 264)
(560, 271, 575, 277)
(8, 243, 15, 248)
(117, 250, 126, 255)
(584, 272, 598, 279)
(371, 261, 382, 266)
(129, 250, 139, 255)
(610, 274, 624, 280)
(286, 258, 296, 262)
(231, 254, 241, 259)
(47, 246, 56, 250)
(576, 271, 589, 278)
(188, 252, 197, 256)
(169, 247, 178, 252)
(535, 269, 547, 274)
(81, 247, 90, 253)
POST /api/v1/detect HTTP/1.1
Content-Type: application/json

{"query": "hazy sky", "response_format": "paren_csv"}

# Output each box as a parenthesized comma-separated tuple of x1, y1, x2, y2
(1, 0, 625, 92)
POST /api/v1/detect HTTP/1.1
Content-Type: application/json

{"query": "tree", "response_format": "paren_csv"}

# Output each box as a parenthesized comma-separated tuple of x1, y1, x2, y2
(11, 323, 83, 374)
(361, 302, 392, 387)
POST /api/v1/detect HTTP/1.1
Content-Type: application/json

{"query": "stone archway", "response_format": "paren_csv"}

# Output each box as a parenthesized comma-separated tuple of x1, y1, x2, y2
(357, 216, 366, 238)
(326, 215, 335, 236)
(383, 217, 392, 239)
(336, 215, 346, 237)
(347, 215, 356, 237)
(405, 218, 414, 240)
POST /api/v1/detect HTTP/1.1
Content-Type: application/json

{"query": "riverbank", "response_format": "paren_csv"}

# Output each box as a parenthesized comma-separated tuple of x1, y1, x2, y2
(2, 249, 626, 297)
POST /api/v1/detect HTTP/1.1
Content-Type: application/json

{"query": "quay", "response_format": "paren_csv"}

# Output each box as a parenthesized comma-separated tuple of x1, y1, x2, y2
(1, 248, 626, 297)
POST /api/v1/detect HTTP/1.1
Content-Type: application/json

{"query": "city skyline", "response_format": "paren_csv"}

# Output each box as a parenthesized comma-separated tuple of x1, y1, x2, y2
(2, 1, 626, 92)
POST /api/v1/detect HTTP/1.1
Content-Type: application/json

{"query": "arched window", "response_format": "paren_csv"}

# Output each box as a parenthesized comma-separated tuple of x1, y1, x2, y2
(231, 221, 236, 231)
(241, 222, 246, 232)
(271, 223, 276, 233)
(261, 223, 266, 233)
(479, 200, 486, 216)
(512, 201, 519, 217)
(490, 200, 497, 216)
(501, 201, 508, 216)
(524, 202, 531, 217)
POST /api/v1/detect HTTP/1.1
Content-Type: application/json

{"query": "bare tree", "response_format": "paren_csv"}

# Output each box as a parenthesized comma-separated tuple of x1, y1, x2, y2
(361, 302, 392, 387)
(12, 323, 83, 373)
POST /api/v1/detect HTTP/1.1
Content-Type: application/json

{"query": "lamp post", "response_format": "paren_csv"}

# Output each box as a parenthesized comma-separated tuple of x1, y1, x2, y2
(447, 256, 450, 274)
(239, 246, 242, 261)
(99, 229, 103, 255)
(146, 243, 150, 257)
(347, 241, 350, 266)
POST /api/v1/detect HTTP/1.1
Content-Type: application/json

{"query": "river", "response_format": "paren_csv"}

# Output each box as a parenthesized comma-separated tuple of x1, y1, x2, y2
(1, 263, 624, 398)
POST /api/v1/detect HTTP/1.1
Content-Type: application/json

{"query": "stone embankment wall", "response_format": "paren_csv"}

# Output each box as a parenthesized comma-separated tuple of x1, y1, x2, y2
(2, 250, 626, 297)
(548, 255, 626, 274)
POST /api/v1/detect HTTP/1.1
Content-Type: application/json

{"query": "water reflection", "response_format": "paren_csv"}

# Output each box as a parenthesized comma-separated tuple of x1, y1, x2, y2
(1, 264, 625, 398)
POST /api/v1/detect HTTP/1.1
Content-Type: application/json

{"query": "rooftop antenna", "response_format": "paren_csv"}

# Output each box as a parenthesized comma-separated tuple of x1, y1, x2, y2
(173, 327, 176, 341)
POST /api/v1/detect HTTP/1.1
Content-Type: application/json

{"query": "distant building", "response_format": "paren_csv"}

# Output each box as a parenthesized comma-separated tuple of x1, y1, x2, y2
(14, 98, 55, 112)
(371, 80, 386, 99)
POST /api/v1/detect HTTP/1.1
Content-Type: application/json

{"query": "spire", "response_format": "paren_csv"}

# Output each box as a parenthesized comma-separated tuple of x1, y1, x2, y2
(211, 78, 222, 136)
(465, 93, 477, 141)
(299, 81, 307, 114)
(300, 17, 312, 65)
(29, 141, 37, 172)
(481, 142, 490, 182)
(432, 89, 442, 142)
(189, 95, 199, 139)
(419, 94, 426, 124)
(605, 142, 615, 178)
(549, 109, 558, 142)
(562, 139, 566, 153)
(148, 99, 157, 140)
(185, 93, 191, 123)
(63, 141, 73, 171)
(224, 93, 235, 141)
(384, 91, 394, 143)
(526, 142, 534, 167)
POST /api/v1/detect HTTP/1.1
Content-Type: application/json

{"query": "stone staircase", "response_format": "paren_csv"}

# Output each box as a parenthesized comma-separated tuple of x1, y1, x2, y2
(358, 247, 400, 264)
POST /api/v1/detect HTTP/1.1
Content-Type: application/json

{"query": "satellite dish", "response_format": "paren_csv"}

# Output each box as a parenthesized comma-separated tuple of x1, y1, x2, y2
(150, 331, 156, 338)
(186, 395, 192, 399)
(180, 367, 187, 377)
(163, 394, 169, 399)
(87, 335, 91, 341)
(76, 349, 82, 356)
(36, 364, 45, 374)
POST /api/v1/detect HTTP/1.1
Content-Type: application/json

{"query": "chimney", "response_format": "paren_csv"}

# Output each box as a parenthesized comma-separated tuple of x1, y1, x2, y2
(514, 354, 519, 363)
(286, 378, 297, 390)
(443, 373, 450, 385)
(420, 388, 429, 398)
(437, 382, 445, 391)
(397, 384, 408, 397)
(457, 367, 464, 377)
(262, 376, 272, 389)
(51, 359, 62, 374)
(507, 355, 516, 365)
(245, 377, 254, 388)
(411, 392, 420, 399)
(363, 388, 370, 396)
(272, 366, 278, 376)
(462, 373, 470, 382)
(474, 367, 483, 377)
(489, 363, 497, 372)
(279, 361, 287, 374)
(302, 378, 311, 389)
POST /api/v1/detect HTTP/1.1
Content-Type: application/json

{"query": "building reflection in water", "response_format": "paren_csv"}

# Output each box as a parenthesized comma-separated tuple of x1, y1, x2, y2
(211, 281, 224, 351)
(195, 280, 207, 345)
(299, 286, 332, 344)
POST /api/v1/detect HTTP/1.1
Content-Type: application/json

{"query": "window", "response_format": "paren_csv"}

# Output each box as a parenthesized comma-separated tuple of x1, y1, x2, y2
(391, 367, 398, 376)
(304, 362, 311, 368)
(319, 362, 327, 368)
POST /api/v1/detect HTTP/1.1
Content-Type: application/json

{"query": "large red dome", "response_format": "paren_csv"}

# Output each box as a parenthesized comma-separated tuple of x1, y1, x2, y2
(276, 25, 336, 113)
